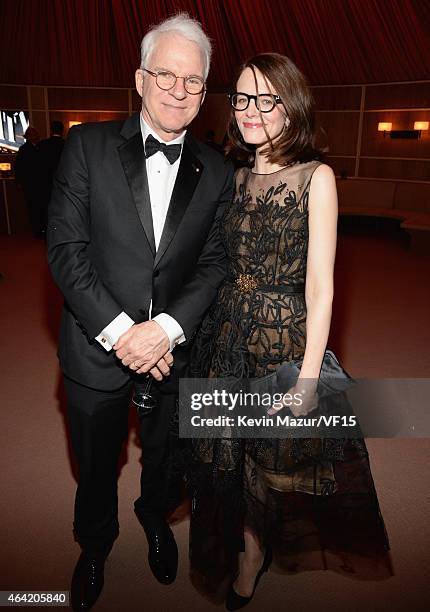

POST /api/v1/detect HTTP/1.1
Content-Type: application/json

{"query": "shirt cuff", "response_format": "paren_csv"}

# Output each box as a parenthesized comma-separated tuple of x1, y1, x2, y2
(95, 311, 135, 351)
(153, 313, 186, 351)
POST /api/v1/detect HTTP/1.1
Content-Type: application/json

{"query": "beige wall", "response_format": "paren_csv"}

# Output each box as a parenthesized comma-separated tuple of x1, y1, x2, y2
(1, 80, 429, 182)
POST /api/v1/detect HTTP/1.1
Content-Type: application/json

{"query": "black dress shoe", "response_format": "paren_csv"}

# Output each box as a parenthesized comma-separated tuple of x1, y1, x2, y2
(137, 513, 178, 584)
(71, 551, 106, 611)
(225, 548, 272, 611)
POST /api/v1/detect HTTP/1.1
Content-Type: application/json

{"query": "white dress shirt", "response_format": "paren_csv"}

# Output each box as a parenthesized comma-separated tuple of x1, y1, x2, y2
(95, 114, 186, 352)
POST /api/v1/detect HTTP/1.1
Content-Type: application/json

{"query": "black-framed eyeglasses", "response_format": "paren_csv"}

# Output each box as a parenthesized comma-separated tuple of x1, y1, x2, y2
(228, 92, 283, 113)
(143, 68, 205, 95)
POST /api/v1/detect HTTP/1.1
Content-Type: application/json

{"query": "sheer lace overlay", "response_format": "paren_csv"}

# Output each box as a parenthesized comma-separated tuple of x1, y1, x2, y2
(188, 163, 392, 600)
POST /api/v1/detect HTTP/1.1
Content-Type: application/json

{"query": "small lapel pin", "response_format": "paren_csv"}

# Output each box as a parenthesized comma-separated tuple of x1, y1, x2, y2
(192, 163, 201, 173)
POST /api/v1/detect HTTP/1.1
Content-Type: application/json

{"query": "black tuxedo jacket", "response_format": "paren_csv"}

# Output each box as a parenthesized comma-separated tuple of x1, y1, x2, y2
(47, 113, 234, 391)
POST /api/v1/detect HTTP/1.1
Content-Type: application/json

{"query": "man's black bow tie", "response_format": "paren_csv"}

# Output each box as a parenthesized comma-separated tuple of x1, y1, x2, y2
(145, 134, 182, 164)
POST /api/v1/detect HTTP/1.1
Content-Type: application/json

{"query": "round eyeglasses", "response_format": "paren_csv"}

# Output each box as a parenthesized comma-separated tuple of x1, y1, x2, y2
(228, 92, 283, 113)
(143, 68, 205, 95)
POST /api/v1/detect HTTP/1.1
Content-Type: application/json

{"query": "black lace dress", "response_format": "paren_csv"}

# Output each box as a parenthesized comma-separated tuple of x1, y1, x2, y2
(188, 162, 392, 601)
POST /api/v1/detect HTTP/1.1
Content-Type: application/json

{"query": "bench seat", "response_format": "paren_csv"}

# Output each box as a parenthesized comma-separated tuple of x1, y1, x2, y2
(336, 178, 430, 252)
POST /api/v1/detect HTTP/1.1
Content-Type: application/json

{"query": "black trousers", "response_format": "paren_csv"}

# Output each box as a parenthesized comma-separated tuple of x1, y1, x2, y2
(64, 375, 178, 552)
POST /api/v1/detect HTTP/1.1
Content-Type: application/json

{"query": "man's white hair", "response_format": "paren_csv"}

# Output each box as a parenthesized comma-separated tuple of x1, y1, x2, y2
(140, 12, 212, 80)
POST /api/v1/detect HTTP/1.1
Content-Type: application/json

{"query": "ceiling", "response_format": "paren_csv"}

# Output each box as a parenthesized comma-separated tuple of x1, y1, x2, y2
(1, 0, 429, 90)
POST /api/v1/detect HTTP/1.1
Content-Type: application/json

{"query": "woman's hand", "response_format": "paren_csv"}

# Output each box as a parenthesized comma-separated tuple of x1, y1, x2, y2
(267, 379, 319, 416)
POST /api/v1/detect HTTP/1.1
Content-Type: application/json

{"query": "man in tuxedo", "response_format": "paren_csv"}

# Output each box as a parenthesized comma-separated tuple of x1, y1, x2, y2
(47, 13, 233, 610)
(14, 126, 42, 237)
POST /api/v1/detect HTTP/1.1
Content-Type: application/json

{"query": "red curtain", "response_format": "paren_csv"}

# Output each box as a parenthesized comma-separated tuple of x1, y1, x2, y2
(1, 0, 429, 89)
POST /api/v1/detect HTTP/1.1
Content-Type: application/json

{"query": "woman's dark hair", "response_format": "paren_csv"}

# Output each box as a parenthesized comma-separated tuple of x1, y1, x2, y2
(226, 53, 322, 166)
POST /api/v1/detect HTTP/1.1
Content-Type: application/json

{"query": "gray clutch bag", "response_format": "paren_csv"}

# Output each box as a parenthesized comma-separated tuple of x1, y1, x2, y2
(247, 349, 355, 398)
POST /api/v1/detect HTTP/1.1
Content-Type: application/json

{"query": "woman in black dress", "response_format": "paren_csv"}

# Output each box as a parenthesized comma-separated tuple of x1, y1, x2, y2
(188, 53, 392, 609)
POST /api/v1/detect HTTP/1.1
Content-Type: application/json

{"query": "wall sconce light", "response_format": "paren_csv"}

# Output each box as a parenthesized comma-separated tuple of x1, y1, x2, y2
(0, 162, 12, 177)
(414, 121, 429, 136)
(69, 121, 82, 128)
(378, 121, 427, 139)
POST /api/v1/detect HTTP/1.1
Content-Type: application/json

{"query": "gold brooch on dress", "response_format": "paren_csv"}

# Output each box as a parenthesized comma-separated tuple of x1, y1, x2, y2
(235, 273, 258, 293)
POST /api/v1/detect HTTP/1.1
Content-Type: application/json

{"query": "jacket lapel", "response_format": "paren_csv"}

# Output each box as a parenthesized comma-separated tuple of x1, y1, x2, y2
(154, 135, 203, 268)
(117, 115, 156, 256)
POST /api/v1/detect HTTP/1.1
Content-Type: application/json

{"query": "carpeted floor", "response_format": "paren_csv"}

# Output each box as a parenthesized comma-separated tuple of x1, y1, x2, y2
(1, 223, 429, 611)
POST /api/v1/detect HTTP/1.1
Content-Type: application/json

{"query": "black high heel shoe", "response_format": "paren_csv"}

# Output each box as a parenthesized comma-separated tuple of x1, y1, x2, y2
(225, 547, 272, 611)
